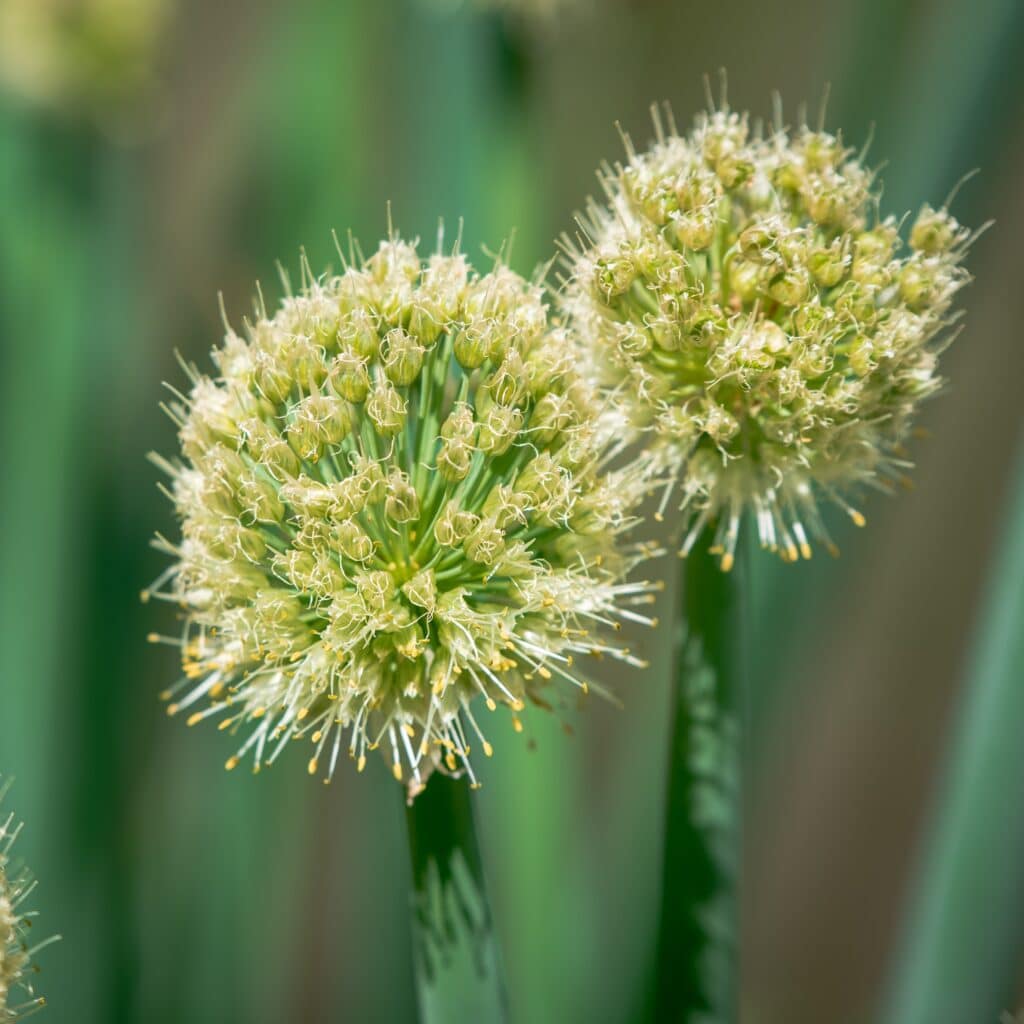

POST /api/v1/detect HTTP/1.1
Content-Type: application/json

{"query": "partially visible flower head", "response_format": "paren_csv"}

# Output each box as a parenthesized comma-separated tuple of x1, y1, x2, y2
(1, 782, 55, 1021)
(563, 101, 975, 569)
(0, 0, 169, 127)
(149, 231, 658, 794)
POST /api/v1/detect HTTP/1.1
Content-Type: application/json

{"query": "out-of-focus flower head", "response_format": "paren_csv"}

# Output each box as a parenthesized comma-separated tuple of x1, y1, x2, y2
(149, 228, 659, 796)
(0, 0, 169, 130)
(563, 96, 976, 569)
(1, 782, 56, 1021)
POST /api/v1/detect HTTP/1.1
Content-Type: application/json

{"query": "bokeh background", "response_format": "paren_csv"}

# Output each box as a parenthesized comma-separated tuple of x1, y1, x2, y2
(2, 1, 1024, 1022)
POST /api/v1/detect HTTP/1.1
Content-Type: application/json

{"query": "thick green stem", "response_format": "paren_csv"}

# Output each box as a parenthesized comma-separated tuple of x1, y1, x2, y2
(651, 527, 746, 1023)
(405, 775, 507, 1024)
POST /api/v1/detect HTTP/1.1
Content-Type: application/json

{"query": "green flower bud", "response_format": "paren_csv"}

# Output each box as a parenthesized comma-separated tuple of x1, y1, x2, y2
(238, 471, 285, 524)
(286, 393, 354, 463)
(366, 379, 406, 436)
(433, 501, 479, 547)
(329, 350, 371, 403)
(402, 568, 437, 614)
(477, 404, 523, 456)
(485, 350, 528, 407)
(337, 308, 379, 361)
(910, 205, 966, 255)
(381, 328, 425, 386)
(464, 517, 505, 564)
(384, 471, 420, 524)
(530, 392, 576, 443)
(333, 520, 375, 562)
(808, 239, 850, 287)
(437, 438, 474, 482)
(452, 323, 491, 369)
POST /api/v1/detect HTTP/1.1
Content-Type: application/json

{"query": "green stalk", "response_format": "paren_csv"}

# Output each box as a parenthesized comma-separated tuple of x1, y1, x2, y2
(651, 526, 746, 1023)
(405, 775, 507, 1024)
(880, 445, 1024, 1024)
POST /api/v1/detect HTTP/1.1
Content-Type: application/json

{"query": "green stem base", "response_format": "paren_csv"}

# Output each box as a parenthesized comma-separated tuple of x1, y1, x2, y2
(651, 529, 746, 1023)
(405, 775, 507, 1024)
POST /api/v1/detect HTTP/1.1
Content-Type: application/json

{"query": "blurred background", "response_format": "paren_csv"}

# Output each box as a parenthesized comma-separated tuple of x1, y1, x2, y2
(2, 0, 1023, 1021)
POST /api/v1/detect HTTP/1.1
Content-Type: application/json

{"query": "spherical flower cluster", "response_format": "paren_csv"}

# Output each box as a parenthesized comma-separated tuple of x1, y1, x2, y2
(564, 104, 973, 568)
(1, 786, 53, 1021)
(149, 234, 658, 794)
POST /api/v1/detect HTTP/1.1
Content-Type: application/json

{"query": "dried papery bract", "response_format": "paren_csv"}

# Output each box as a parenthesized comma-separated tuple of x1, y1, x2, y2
(563, 98, 976, 569)
(149, 230, 659, 796)
(1, 783, 57, 1021)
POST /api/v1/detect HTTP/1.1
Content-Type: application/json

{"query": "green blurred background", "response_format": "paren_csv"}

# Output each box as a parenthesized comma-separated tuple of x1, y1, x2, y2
(2, 1, 1024, 1022)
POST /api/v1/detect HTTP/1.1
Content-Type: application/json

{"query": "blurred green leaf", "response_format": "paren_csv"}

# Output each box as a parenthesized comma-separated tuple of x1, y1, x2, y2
(880, 440, 1024, 1024)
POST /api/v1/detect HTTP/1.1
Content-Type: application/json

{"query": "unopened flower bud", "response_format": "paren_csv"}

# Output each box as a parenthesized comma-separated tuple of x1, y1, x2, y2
(329, 351, 371, 402)
(384, 471, 420, 524)
(464, 517, 505, 564)
(333, 520, 375, 562)
(382, 328, 425, 386)
(433, 501, 479, 547)
(337, 308, 379, 361)
(402, 568, 437, 614)
(366, 379, 407, 436)
(477, 404, 523, 456)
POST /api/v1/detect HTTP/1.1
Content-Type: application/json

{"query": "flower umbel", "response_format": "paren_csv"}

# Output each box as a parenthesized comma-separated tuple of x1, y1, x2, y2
(1, 783, 55, 1021)
(149, 232, 657, 793)
(563, 100, 975, 569)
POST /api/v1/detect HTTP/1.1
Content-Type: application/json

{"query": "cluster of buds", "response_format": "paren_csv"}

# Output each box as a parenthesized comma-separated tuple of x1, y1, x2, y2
(563, 104, 973, 568)
(1, 785, 54, 1021)
(150, 234, 659, 793)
